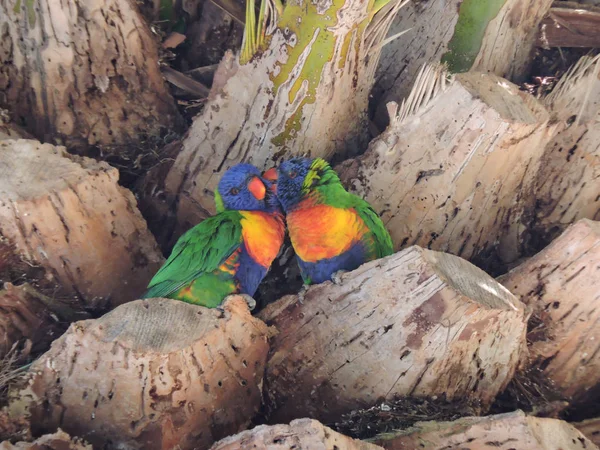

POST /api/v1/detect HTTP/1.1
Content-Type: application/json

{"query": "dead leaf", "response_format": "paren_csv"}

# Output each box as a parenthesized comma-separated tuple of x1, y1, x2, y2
(163, 32, 187, 49)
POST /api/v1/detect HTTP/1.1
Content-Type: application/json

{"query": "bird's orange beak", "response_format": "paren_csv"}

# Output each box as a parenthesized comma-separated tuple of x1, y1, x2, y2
(262, 167, 278, 182)
(248, 176, 266, 200)
(262, 167, 278, 194)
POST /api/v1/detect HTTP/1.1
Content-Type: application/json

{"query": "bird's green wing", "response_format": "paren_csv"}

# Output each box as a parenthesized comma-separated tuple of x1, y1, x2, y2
(142, 211, 243, 299)
(349, 195, 394, 258)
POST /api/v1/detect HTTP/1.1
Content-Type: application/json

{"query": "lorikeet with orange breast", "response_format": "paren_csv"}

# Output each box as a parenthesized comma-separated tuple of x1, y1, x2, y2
(141, 164, 285, 308)
(276, 157, 393, 285)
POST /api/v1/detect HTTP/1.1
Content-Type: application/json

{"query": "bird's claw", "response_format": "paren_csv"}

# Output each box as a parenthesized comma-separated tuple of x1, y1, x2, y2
(236, 294, 257, 311)
(297, 284, 309, 304)
(220, 294, 256, 314)
(331, 270, 347, 285)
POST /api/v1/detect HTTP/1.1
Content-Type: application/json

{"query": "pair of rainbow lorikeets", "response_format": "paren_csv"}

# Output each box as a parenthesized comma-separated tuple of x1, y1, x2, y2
(141, 158, 393, 308)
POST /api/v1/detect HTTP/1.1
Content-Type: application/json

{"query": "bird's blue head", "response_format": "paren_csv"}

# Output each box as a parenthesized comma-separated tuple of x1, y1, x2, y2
(276, 157, 335, 213)
(215, 163, 280, 213)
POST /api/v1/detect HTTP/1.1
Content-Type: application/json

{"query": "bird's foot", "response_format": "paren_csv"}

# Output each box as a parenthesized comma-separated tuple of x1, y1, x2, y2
(216, 306, 226, 318)
(297, 284, 310, 304)
(233, 294, 256, 311)
(331, 270, 348, 285)
(219, 294, 257, 314)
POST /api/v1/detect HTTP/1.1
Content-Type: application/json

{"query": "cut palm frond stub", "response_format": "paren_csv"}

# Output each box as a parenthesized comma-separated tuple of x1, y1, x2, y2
(544, 53, 600, 126)
(363, 0, 411, 80)
(395, 63, 454, 125)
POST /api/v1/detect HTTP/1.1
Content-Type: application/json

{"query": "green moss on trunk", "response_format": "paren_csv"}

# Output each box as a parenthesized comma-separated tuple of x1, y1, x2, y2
(269, 1, 372, 146)
(441, 0, 507, 73)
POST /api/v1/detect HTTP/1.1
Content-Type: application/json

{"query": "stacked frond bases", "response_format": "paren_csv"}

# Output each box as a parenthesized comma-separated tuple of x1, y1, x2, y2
(0, 140, 163, 309)
(337, 68, 554, 267)
(531, 54, 600, 241)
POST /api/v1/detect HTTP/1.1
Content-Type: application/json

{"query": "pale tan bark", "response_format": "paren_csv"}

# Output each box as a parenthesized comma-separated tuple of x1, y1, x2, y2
(0, 0, 180, 152)
(498, 219, 600, 402)
(211, 418, 383, 450)
(337, 72, 555, 268)
(260, 246, 526, 424)
(471, 0, 553, 81)
(0, 139, 163, 309)
(373, 0, 552, 128)
(9, 296, 269, 450)
(371, 0, 461, 127)
(372, 411, 599, 450)
(574, 417, 600, 448)
(531, 55, 600, 244)
(0, 429, 91, 450)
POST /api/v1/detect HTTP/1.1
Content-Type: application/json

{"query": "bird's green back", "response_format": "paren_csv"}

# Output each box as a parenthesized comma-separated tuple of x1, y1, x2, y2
(142, 211, 243, 299)
(351, 196, 394, 258)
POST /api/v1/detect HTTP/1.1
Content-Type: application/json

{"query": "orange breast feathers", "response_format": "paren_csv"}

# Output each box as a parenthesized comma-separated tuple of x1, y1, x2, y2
(240, 211, 285, 268)
(287, 204, 368, 263)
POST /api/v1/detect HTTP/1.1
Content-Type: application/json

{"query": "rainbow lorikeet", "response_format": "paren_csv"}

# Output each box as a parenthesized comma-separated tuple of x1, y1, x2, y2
(141, 164, 285, 308)
(276, 157, 393, 285)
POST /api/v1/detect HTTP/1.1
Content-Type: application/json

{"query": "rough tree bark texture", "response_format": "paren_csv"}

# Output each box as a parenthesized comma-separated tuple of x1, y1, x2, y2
(372, 411, 598, 450)
(0, 112, 31, 141)
(337, 72, 554, 268)
(10, 297, 269, 450)
(470, 0, 552, 80)
(531, 55, 600, 245)
(0, 139, 163, 309)
(259, 246, 526, 424)
(211, 419, 382, 450)
(574, 418, 600, 448)
(160, 0, 398, 232)
(0, 409, 30, 444)
(0, 283, 79, 358)
(498, 219, 600, 404)
(0, 429, 92, 450)
(0, 0, 180, 151)
(372, 0, 552, 128)
(371, 0, 461, 127)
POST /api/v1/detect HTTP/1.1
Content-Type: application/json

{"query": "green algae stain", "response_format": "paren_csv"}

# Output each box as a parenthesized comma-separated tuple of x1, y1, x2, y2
(13, 0, 36, 27)
(338, 25, 360, 70)
(25, 0, 35, 27)
(441, 0, 507, 73)
(270, 0, 374, 147)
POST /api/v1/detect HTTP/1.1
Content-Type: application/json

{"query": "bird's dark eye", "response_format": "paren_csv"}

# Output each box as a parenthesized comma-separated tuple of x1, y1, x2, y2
(229, 187, 239, 195)
(289, 170, 297, 179)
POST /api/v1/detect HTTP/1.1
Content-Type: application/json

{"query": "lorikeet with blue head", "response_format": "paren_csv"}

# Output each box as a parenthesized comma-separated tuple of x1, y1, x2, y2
(141, 164, 285, 309)
(276, 157, 393, 285)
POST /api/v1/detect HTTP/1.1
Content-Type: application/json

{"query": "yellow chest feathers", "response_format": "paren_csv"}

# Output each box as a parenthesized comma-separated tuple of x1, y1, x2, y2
(240, 211, 285, 268)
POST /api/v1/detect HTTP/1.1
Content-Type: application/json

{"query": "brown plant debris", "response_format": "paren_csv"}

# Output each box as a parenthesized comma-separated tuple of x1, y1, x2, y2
(332, 396, 477, 440)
